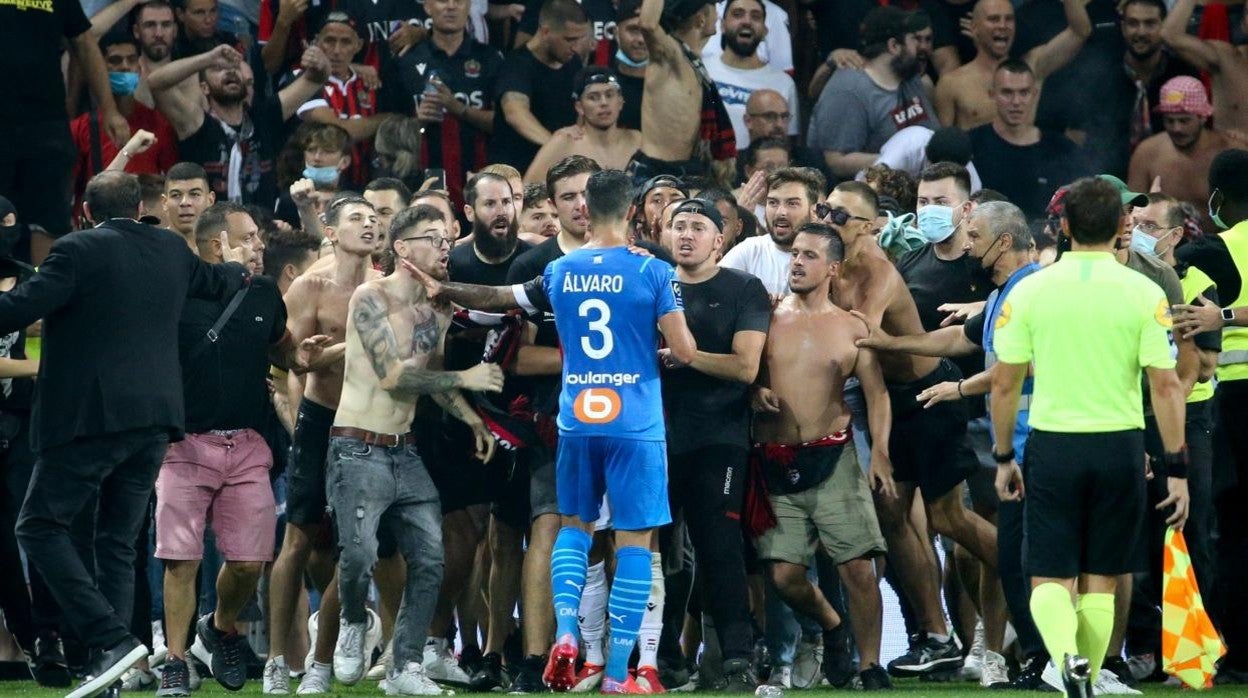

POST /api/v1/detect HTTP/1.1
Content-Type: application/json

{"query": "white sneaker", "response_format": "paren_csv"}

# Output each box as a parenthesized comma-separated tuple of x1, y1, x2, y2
(364, 608, 383, 666)
(960, 621, 985, 682)
(297, 661, 332, 695)
(264, 657, 291, 694)
(791, 637, 824, 689)
(367, 642, 394, 681)
(151, 622, 169, 668)
(335, 619, 369, 685)
(1126, 654, 1156, 682)
(1041, 661, 1065, 693)
(304, 611, 319, 683)
(1094, 668, 1142, 695)
(388, 661, 453, 695)
(422, 638, 472, 686)
(121, 667, 155, 691)
(981, 650, 1010, 688)
(767, 665, 792, 689)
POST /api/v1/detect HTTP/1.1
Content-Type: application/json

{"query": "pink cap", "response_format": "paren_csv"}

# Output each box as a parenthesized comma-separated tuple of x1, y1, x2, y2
(1155, 76, 1213, 118)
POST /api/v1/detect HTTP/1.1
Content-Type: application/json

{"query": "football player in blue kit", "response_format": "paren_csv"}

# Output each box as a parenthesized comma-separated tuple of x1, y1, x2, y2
(397, 169, 697, 694)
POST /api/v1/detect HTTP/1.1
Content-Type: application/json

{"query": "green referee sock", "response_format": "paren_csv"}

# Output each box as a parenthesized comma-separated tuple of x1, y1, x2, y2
(1030, 583, 1079, 666)
(1076, 593, 1116, 682)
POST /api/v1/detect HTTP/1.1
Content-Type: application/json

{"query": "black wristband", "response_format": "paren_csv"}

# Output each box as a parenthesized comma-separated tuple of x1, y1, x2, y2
(957, 379, 965, 398)
(993, 449, 1015, 464)
(1164, 447, 1189, 479)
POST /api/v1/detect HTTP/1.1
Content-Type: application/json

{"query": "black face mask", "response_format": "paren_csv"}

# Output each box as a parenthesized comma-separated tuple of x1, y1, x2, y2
(964, 252, 995, 290)
(0, 224, 20, 259)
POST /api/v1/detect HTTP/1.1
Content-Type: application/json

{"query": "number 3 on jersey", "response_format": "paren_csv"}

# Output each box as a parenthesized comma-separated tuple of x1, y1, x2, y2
(579, 299, 614, 359)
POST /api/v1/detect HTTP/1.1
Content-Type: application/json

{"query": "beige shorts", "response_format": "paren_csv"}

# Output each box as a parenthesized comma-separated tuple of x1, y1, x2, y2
(755, 442, 887, 566)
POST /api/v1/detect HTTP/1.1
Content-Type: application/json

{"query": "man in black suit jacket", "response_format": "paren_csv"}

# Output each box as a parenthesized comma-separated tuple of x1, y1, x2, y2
(0, 171, 248, 698)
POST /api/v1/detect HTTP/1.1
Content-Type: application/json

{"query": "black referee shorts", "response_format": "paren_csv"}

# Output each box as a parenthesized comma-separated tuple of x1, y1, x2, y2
(1023, 429, 1147, 579)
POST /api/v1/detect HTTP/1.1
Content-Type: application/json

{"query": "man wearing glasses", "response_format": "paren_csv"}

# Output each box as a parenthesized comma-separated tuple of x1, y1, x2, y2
(328, 203, 502, 694)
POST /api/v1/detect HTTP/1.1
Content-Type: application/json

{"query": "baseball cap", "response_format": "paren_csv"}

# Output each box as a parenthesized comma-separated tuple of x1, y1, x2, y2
(316, 10, 360, 36)
(1096, 174, 1148, 208)
(637, 175, 688, 203)
(572, 66, 621, 100)
(672, 198, 724, 232)
(1155, 76, 1213, 118)
(661, 0, 715, 28)
(860, 6, 930, 49)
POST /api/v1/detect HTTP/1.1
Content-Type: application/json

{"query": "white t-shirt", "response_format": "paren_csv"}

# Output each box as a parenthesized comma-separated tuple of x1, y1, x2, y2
(705, 56, 800, 150)
(700, 0, 793, 74)
(862, 126, 984, 192)
(719, 234, 790, 296)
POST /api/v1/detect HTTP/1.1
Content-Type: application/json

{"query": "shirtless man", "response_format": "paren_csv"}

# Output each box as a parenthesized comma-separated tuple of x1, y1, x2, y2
(933, 0, 1091, 129)
(525, 67, 642, 182)
(328, 204, 502, 694)
(751, 222, 894, 690)
(1162, 0, 1248, 135)
(629, 0, 737, 187)
(264, 196, 382, 695)
(1128, 76, 1230, 230)
(824, 181, 996, 677)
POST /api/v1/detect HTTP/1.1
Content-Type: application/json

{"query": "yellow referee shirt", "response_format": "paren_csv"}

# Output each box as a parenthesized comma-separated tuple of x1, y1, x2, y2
(994, 251, 1176, 432)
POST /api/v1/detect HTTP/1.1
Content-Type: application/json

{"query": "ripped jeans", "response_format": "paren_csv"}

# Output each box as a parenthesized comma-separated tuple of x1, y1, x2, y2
(326, 436, 443, 668)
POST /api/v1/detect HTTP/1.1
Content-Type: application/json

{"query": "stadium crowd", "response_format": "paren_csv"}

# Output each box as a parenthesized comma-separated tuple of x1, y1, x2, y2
(0, 0, 1245, 694)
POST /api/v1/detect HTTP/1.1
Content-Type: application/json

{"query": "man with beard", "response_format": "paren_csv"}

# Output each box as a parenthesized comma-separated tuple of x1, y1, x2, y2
(705, 0, 799, 152)
(1162, 0, 1248, 135)
(525, 67, 641, 181)
(163, 162, 217, 250)
(150, 43, 329, 208)
(89, 0, 179, 107)
(628, 0, 737, 187)
(932, 0, 1090, 129)
(1128, 77, 1230, 231)
(418, 172, 531, 688)
(808, 7, 937, 181)
(721, 167, 822, 298)
(708, 0, 793, 152)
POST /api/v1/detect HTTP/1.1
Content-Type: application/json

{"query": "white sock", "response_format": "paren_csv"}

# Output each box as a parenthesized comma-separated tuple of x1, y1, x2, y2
(579, 561, 608, 666)
(638, 552, 664, 669)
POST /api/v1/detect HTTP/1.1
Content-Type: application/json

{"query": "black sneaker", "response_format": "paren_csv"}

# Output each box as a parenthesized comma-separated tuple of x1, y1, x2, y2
(472, 651, 507, 691)
(157, 658, 192, 698)
(722, 658, 758, 693)
(860, 664, 892, 691)
(461, 645, 486, 680)
(658, 655, 692, 690)
(196, 613, 249, 691)
(886, 633, 962, 677)
(993, 654, 1056, 691)
(67, 636, 147, 698)
(1060, 654, 1092, 698)
(30, 634, 71, 688)
(508, 655, 546, 694)
(822, 626, 856, 688)
(1102, 656, 1136, 687)
(101, 680, 122, 698)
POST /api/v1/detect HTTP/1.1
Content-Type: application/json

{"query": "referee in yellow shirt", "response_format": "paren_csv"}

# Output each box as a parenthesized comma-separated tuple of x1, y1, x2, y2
(988, 177, 1190, 698)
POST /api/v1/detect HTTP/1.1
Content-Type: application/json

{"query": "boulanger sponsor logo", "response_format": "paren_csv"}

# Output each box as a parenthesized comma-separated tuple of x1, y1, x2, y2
(567, 371, 640, 386)
(573, 388, 623, 424)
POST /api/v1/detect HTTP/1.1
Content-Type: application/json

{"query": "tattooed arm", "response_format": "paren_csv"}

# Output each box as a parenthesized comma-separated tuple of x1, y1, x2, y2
(352, 286, 506, 395)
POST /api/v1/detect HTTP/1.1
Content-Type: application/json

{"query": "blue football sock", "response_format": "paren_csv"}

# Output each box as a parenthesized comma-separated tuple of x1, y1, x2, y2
(605, 546, 653, 682)
(550, 526, 593, 642)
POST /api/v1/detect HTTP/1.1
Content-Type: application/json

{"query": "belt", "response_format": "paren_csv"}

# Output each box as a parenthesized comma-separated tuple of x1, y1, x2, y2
(329, 426, 416, 448)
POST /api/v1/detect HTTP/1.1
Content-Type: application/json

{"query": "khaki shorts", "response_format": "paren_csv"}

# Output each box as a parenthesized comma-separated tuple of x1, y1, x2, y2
(755, 442, 887, 566)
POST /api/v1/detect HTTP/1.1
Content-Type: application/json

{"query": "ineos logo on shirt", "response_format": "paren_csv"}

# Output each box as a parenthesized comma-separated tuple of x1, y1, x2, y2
(456, 91, 486, 109)
(573, 388, 622, 424)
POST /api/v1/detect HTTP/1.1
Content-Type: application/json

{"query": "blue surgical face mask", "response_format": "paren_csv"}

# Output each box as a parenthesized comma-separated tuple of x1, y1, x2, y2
(615, 49, 648, 69)
(109, 71, 140, 97)
(917, 204, 956, 243)
(1209, 189, 1229, 230)
(1129, 226, 1165, 256)
(303, 165, 340, 187)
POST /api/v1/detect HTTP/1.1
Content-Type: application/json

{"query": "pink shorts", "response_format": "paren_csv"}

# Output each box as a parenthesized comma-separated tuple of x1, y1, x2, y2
(155, 429, 276, 562)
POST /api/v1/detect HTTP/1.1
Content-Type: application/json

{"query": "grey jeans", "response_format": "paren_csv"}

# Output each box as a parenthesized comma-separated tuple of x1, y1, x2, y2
(327, 436, 443, 667)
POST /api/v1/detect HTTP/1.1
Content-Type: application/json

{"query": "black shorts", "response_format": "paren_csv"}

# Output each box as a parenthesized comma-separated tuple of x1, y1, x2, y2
(887, 359, 972, 502)
(625, 150, 706, 188)
(0, 121, 75, 244)
(286, 398, 335, 529)
(1023, 429, 1147, 578)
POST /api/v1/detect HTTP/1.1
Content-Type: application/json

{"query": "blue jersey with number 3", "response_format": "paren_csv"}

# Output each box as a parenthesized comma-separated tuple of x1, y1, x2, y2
(540, 247, 682, 440)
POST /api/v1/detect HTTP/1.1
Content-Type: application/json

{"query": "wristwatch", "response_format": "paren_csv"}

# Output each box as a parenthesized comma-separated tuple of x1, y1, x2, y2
(1222, 307, 1235, 322)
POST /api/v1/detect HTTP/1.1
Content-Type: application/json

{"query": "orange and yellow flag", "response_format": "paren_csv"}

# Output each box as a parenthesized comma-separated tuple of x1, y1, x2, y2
(1162, 527, 1225, 689)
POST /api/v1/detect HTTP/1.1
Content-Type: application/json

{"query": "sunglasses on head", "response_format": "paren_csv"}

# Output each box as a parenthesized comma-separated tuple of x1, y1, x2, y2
(816, 203, 870, 226)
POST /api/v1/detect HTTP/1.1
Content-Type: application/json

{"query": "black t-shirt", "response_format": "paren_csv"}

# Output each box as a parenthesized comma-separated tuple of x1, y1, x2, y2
(488, 46, 582, 170)
(609, 65, 644, 132)
(506, 236, 566, 415)
(967, 124, 1086, 221)
(387, 36, 505, 207)
(518, 0, 617, 43)
(896, 243, 991, 415)
(179, 276, 288, 433)
(0, 0, 90, 122)
(810, 0, 954, 58)
(445, 238, 533, 371)
(338, 0, 424, 71)
(662, 268, 771, 454)
(178, 95, 287, 210)
(173, 31, 237, 60)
